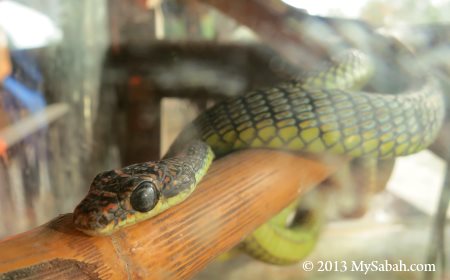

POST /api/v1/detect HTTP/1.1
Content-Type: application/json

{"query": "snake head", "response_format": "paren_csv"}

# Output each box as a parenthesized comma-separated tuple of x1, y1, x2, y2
(73, 160, 197, 236)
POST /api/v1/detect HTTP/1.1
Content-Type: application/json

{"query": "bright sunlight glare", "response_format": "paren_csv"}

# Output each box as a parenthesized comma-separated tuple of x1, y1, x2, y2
(281, 0, 368, 17)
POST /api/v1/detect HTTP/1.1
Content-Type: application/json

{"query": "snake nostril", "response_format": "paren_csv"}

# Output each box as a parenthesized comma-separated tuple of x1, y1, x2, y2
(73, 216, 81, 226)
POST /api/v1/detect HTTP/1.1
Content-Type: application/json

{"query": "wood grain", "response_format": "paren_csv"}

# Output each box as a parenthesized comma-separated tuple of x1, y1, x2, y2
(0, 150, 344, 279)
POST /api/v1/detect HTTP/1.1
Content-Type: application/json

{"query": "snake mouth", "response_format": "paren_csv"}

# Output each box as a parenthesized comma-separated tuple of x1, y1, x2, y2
(72, 208, 154, 236)
(73, 206, 115, 234)
(72, 194, 164, 236)
(72, 193, 126, 235)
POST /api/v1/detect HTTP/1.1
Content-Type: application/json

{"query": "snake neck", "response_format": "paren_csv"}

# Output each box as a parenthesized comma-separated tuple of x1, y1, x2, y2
(162, 140, 215, 184)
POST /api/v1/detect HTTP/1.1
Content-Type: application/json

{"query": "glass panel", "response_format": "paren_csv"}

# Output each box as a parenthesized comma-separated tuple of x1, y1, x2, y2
(0, 0, 449, 279)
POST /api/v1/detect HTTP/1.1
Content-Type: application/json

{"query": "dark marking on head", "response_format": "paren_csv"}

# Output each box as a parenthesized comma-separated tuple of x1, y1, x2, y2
(159, 159, 196, 198)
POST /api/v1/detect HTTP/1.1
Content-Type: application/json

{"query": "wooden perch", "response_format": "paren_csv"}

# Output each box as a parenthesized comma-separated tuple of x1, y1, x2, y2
(0, 150, 344, 279)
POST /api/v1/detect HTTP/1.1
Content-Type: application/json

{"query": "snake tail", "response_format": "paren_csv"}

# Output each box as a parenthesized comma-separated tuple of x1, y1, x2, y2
(239, 199, 321, 265)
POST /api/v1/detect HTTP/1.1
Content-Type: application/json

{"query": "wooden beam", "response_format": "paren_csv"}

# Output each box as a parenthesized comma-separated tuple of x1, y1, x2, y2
(0, 150, 344, 279)
(197, 0, 326, 67)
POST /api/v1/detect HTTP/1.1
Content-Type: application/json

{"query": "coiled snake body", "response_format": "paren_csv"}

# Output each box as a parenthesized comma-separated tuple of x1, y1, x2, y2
(73, 50, 444, 264)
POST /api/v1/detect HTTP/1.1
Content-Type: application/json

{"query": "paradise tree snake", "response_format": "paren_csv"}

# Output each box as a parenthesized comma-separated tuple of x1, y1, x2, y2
(73, 49, 445, 264)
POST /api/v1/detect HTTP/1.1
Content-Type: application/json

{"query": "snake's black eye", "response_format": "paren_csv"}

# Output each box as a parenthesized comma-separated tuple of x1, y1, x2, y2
(130, 181, 159, 212)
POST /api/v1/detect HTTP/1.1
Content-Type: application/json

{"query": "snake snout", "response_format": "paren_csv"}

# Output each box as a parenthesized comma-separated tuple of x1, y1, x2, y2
(73, 196, 120, 233)
(72, 207, 93, 230)
(73, 208, 117, 234)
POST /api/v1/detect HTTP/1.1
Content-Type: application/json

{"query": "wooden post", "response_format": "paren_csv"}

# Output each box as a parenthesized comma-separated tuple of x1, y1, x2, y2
(123, 77, 162, 165)
(0, 150, 344, 279)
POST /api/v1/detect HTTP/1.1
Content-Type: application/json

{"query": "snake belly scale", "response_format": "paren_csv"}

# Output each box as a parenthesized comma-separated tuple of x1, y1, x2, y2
(73, 50, 445, 263)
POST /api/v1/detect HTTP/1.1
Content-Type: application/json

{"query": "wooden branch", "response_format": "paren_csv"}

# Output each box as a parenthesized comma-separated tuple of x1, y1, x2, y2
(0, 150, 344, 279)
(197, 0, 325, 67)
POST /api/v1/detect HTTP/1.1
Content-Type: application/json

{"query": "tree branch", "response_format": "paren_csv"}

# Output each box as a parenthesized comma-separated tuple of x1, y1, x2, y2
(0, 150, 344, 279)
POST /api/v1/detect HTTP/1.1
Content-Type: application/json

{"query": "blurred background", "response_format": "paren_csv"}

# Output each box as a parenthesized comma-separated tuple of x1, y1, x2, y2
(0, 0, 449, 279)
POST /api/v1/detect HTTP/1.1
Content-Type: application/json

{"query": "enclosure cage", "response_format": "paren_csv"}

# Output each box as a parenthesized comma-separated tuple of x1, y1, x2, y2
(0, 0, 449, 279)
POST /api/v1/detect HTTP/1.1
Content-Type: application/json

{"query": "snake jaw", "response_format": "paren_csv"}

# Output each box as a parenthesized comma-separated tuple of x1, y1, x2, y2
(73, 190, 125, 235)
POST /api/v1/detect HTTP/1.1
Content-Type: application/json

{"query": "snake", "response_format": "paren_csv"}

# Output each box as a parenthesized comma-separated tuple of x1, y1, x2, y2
(73, 49, 445, 264)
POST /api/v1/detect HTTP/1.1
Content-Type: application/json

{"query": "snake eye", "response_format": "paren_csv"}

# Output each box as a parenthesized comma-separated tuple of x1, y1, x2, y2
(130, 181, 159, 212)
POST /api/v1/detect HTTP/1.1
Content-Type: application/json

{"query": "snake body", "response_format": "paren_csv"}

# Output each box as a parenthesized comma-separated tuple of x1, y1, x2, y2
(73, 50, 444, 262)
